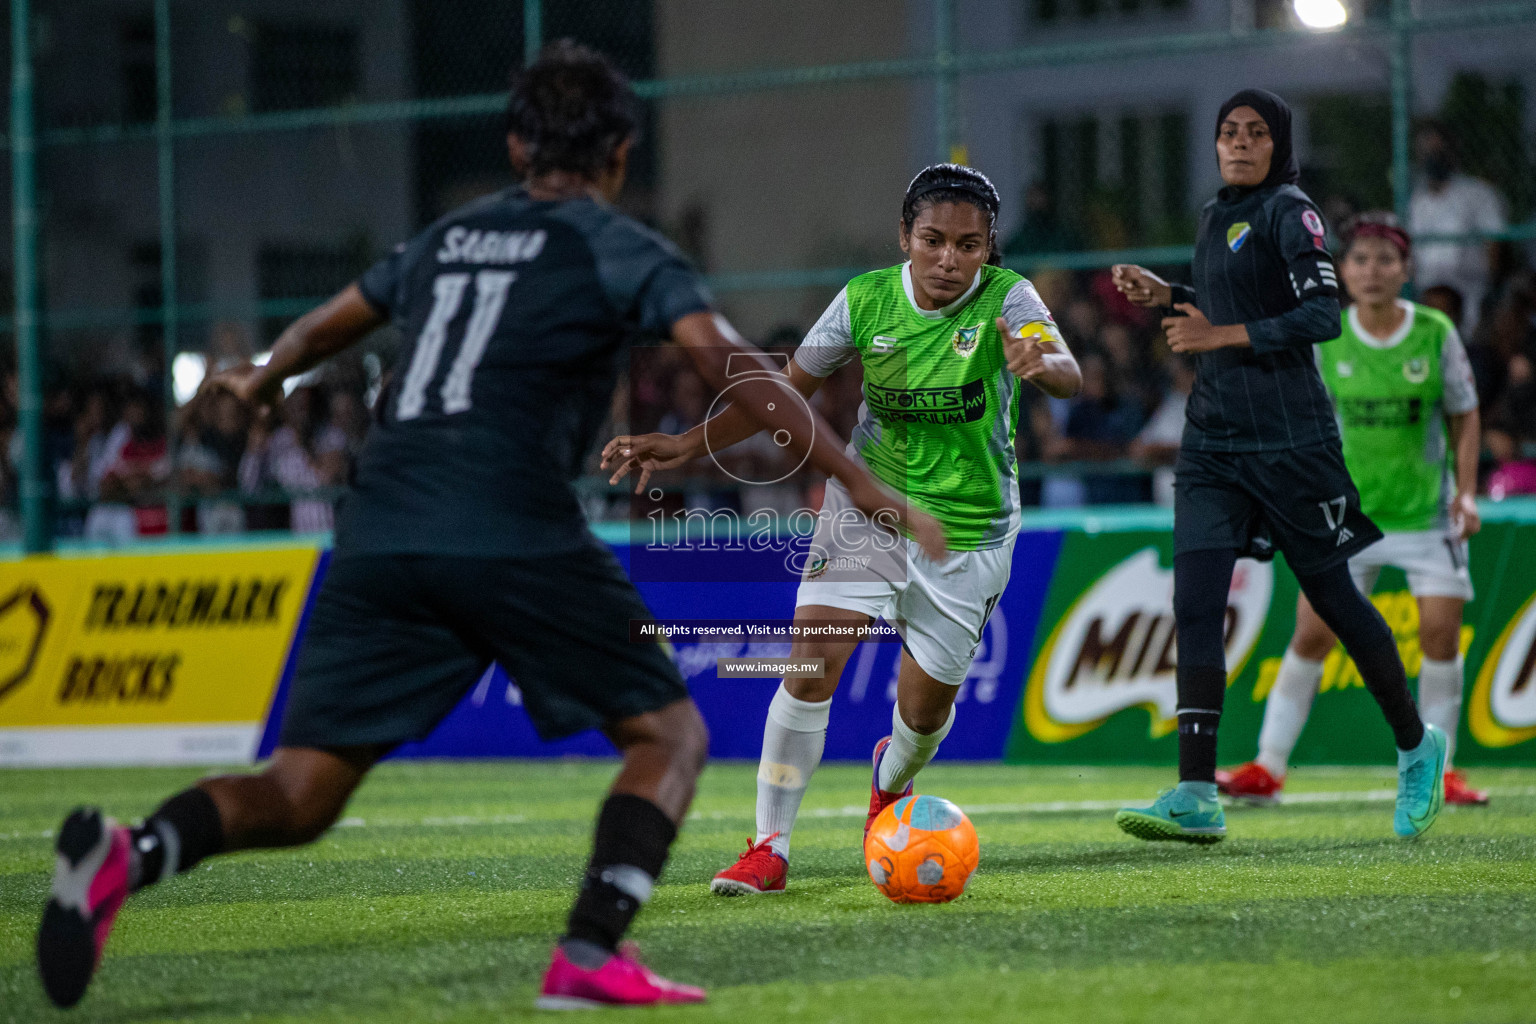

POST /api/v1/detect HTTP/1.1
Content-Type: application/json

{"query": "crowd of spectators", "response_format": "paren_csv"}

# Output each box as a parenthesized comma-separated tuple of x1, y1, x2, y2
(2, 120, 1535, 543)
(0, 324, 370, 544)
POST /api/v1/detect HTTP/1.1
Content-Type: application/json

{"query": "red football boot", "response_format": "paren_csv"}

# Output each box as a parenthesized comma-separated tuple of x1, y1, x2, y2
(709, 833, 787, 896)
(866, 735, 914, 838)
(536, 942, 706, 1009)
(37, 808, 133, 1008)
(1214, 762, 1284, 805)
(1444, 769, 1489, 806)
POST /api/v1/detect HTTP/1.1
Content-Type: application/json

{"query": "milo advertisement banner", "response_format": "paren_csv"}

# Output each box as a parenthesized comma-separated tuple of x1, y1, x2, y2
(1006, 513, 1536, 767)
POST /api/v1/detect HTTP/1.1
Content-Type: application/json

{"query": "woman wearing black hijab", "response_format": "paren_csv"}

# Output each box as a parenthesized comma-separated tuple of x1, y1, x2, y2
(1110, 89, 1446, 843)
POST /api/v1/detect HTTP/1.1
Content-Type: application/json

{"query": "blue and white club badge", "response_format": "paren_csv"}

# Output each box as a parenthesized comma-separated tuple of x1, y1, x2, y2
(1227, 222, 1252, 253)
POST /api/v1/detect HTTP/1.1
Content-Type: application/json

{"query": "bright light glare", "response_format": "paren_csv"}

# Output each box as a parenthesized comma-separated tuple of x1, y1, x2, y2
(1294, 0, 1348, 29)
(172, 352, 207, 405)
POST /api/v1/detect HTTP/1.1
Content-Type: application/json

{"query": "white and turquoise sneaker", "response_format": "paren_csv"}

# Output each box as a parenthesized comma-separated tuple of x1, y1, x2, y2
(1115, 783, 1226, 844)
(1394, 723, 1448, 838)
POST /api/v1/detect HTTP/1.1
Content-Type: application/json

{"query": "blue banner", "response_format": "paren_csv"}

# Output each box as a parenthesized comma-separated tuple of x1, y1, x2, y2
(259, 532, 1064, 761)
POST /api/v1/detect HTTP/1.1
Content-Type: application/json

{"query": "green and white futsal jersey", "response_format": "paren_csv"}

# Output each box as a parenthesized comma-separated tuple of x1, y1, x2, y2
(793, 262, 1061, 550)
(1318, 298, 1479, 533)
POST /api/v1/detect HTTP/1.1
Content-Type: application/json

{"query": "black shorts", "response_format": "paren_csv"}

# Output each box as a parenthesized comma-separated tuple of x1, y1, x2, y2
(278, 542, 688, 750)
(1173, 443, 1382, 577)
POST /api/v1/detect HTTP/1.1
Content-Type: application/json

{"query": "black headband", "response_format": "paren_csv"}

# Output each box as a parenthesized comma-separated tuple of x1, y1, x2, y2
(906, 167, 999, 216)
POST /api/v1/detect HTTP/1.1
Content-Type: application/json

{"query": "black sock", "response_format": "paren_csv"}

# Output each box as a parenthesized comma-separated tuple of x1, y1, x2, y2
(1297, 563, 1425, 751)
(562, 794, 677, 956)
(129, 788, 224, 891)
(1172, 549, 1236, 784)
(1176, 666, 1227, 783)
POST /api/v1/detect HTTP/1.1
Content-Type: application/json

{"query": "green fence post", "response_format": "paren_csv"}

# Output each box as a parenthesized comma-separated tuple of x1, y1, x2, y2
(155, 0, 180, 534)
(1389, 0, 1413, 223)
(524, 0, 542, 66)
(11, 0, 49, 553)
(934, 0, 957, 163)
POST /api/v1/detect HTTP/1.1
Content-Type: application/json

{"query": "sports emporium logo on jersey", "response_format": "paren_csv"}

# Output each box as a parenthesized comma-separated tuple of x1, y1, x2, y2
(1469, 592, 1536, 748)
(1226, 222, 1252, 253)
(1403, 358, 1430, 384)
(951, 324, 982, 357)
(1023, 548, 1272, 742)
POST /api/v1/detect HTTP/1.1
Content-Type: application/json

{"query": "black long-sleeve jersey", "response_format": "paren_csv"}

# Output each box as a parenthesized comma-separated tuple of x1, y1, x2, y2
(1170, 183, 1343, 453)
(343, 187, 712, 556)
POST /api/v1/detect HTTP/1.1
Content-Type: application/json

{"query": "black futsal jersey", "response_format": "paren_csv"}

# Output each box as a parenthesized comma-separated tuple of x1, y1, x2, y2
(1171, 183, 1342, 453)
(280, 187, 711, 748)
(1168, 183, 1381, 573)
(344, 186, 712, 557)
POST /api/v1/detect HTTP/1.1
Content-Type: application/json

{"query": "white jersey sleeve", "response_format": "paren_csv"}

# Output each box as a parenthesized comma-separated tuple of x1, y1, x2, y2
(1441, 324, 1479, 415)
(1001, 279, 1060, 338)
(792, 288, 857, 378)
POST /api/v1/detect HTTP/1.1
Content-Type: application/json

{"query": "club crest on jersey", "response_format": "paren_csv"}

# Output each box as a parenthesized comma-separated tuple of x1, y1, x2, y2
(1302, 209, 1329, 251)
(951, 324, 982, 357)
(1403, 358, 1430, 384)
(1227, 222, 1252, 253)
(805, 556, 829, 580)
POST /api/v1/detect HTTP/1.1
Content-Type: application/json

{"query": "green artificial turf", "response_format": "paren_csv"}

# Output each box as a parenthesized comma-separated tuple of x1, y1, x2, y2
(2, 761, 1533, 1023)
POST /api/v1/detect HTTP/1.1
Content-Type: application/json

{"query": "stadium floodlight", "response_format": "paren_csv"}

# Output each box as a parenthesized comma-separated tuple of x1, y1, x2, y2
(1293, 0, 1348, 29)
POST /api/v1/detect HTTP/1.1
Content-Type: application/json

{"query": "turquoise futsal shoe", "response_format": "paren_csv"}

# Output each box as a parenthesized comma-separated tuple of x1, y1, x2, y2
(1115, 784, 1226, 844)
(1395, 723, 1447, 838)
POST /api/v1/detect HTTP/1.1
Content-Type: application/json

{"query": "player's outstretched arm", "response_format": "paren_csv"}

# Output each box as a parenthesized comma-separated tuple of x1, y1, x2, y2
(669, 310, 947, 559)
(601, 359, 827, 490)
(997, 318, 1081, 398)
(208, 285, 385, 408)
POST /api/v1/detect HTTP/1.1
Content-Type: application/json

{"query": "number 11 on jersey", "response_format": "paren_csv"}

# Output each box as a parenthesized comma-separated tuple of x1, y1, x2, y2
(397, 270, 517, 421)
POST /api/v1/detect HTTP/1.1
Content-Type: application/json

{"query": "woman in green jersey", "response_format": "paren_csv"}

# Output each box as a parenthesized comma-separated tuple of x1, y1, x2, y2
(1219, 213, 1487, 806)
(603, 164, 1081, 894)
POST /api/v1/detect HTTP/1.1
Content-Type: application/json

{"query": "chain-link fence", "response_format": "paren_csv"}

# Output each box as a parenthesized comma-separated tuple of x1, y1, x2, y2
(3, 0, 1536, 549)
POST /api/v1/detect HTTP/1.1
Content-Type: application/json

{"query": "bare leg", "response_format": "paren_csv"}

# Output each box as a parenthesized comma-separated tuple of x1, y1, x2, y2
(200, 744, 387, 851)
(603, 699, 710, 824)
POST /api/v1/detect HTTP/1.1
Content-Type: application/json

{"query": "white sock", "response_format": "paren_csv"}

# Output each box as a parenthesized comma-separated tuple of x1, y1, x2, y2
(1255, 649, 1324, 778)
(877, 704, 955, 794)
(1417, 656, 1463, 768)
(755, 683, 831, 860)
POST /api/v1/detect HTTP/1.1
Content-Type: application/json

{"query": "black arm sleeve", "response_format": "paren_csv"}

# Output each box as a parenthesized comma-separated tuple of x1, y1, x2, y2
(1169, 282, 1198, 308)
(1246, 294, 1343, 352)
(1247, 197, 1341, 352)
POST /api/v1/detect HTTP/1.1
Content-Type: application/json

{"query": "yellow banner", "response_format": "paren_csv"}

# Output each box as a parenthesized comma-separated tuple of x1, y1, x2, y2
(0, 547, 319, 728)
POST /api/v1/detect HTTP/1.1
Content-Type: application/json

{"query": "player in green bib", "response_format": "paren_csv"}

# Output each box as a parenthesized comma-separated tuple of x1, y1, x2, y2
(1219, 213, 1487, 806)
(603, 165, 1081, 894)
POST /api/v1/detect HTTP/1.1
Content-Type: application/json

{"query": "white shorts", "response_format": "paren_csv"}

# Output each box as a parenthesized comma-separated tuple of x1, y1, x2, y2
(793, 480, 1014, 686)
(1349, 528, 1473, 601)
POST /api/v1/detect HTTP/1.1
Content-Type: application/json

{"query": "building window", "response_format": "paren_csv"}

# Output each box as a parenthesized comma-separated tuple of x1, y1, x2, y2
(120, 16, 157, 123)
(1031, 0, 1189, 25)
(1037, 108, 1189, 249)
(250, 22, 360, 113)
